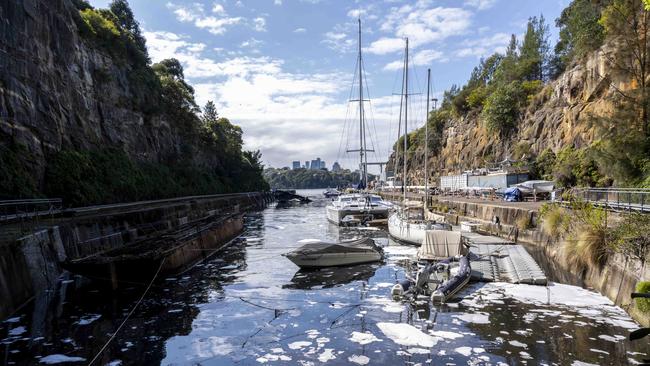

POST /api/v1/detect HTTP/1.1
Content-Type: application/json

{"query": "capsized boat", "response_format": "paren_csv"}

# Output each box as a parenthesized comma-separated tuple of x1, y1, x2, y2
(391, 230, 471, 303)
(283, 237, 383, 268)
(326, 193, 392, 226)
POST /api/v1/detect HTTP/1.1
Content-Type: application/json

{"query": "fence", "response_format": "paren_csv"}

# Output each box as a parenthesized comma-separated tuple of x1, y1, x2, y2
(572, 188, 650, 213)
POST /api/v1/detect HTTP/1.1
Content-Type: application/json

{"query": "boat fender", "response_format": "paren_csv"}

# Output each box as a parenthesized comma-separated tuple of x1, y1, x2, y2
(391, 279, 412, 298)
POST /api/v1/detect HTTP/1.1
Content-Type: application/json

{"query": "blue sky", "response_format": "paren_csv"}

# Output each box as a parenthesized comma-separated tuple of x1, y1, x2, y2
(88, 0, 570, 171)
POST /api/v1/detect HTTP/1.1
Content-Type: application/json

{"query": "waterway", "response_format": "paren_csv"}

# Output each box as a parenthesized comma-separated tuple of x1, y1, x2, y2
(1, 189, 649, 365)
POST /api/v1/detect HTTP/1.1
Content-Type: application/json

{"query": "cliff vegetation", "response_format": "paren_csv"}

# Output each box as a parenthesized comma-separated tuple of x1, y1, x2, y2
(391, 0, 650, 188)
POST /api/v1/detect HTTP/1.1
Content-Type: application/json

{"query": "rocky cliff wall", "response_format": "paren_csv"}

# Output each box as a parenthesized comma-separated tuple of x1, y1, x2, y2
(0, 0, 210, 190)
(392, 43, 629, 184)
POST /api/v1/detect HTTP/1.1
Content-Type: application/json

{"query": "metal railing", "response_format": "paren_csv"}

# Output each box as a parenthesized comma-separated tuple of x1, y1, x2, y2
(571, 188, 650, 213)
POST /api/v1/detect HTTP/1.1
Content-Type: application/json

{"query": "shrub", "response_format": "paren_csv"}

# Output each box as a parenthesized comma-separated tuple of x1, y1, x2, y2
(481, 81, 522, 136)
(636, 281, 650, 312)
(610, 212, 650, 262)
(516, 214, 533, 230)
(539, 203, 569, 238)
(467, 86, 489, 109)
(565, 200, 609, 267)
(533, 148, 556, 180)
(0, 144, 40, 199)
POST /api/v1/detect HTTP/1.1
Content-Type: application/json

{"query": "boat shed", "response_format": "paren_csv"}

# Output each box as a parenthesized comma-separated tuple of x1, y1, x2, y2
(440, 172, 529, 191)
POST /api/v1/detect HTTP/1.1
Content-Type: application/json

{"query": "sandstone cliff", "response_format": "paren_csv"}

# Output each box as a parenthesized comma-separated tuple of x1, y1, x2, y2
(390, 41, 630, 184)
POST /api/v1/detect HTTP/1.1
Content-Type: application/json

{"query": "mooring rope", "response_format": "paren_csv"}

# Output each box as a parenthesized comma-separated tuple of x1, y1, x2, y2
(87, 258, 166, 366)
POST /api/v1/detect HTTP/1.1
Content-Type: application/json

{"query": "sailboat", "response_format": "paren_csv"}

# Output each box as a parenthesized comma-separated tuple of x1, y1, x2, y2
(387, 40, 451, 245)
(326, 18, 391, 226)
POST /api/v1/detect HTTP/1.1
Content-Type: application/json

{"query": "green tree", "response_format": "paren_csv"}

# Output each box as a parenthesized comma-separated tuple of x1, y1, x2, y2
(600, 0, 650, 138)
(481, 81, 522, 136)
(109, 0, 149, 61)
(518, 15, 551, 81)
(554, 0, 608, 72)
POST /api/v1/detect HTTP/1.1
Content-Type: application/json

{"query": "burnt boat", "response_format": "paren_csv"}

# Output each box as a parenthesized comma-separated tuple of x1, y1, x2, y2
(63, 212, 244, 287)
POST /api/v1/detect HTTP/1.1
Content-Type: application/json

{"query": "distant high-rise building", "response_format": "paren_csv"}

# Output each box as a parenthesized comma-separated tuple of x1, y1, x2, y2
(305, 161, 310, 169)
(310, 158, 321, 170)
(292, 161, 300, 170)
(320, 161, 326, 170)
(332, 162, 341, 172)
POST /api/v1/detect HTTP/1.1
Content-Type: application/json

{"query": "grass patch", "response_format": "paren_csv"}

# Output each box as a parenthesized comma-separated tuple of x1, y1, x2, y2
(636, 281, 650, 313)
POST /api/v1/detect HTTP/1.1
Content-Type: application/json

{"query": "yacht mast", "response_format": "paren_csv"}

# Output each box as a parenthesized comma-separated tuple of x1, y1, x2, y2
(425, 68, 430, 208)
(402, 38, 409, 204)
(358, 18, 367, 189)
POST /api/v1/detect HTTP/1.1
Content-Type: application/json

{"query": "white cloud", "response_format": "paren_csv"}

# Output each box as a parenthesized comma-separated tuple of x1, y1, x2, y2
(240, 37, 263, 49)
(167, 2, 242, 35)
(322, 31, 355, 53)
(465, 0, 498, 10)
(253, 17, 267, 32)
(212, 3, 225, 14)
(347, 9, 366, 18)
(376, 2, 472, 51)
(455, 32, 510, 58)
(383, 48, 444, 70)
(274, 0, 282, 5)
(365, 37, 404, 55)
(293, 27, 307, 33)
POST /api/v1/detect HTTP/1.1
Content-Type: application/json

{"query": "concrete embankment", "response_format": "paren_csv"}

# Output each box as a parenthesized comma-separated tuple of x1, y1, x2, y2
(0, 192, 273, 319)
(380, 191, 650, 326)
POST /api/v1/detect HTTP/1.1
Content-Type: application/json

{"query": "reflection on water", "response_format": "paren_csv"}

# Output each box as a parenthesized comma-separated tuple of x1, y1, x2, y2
(1, 189, 650, 365)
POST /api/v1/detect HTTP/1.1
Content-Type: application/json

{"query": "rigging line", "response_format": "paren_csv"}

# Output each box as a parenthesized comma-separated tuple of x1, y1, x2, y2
(361, 57, 383, 161)
(337, 57, 359, 164)
(238, 297, 296, 311)
(87, 257, 167, 366)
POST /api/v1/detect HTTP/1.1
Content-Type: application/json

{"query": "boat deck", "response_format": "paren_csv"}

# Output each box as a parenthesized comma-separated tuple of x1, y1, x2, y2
(463, 232, 547, 285)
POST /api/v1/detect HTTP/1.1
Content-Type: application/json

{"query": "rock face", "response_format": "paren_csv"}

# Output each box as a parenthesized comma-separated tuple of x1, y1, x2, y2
(0, 0, 206, 187)
(391, 42, 628, 183)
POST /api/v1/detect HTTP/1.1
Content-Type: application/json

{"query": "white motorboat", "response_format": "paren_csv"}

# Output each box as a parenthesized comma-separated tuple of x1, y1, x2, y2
(283, 237, 383, 268)
(326, 193, 392, 226)
(323, 188, 342, 198)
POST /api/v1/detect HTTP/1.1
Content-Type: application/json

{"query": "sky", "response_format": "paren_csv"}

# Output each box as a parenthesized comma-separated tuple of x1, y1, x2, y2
(88, 0, 570, 172)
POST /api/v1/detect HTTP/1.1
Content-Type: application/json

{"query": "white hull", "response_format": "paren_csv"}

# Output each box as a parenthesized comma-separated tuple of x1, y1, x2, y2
(388, 213, 428, 245)
(388, 213, 452, 245)
(286, 251, 382, 268)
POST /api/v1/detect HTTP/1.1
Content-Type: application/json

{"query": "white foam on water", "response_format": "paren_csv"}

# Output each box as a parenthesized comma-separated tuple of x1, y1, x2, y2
(8, 326, 25, 336)
(571, 361, 600, 366)
(3, 317, 20, 323)
(348, 355, 370, 365)
(509, 340, 527, 348)
(591, 349, 609, 355)
(39, 355, 86, 364)
(377, 322, 440, 348)
(407, 348, 430, 354)
(318, 348, 336, 363)
(374, 282, 395, 288)
(453, 313, 490, 324)
(288, 341, 311, 350)
(349, 331, 381, 345)
(454, 347, 472, 356)
(430, 330, 463, 340)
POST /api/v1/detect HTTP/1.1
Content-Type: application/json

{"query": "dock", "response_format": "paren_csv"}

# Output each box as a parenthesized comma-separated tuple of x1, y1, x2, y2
(463, 232, 547, 285)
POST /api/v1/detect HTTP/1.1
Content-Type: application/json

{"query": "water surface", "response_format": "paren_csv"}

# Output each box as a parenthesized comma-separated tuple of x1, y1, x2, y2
(2, 189, 649, 365)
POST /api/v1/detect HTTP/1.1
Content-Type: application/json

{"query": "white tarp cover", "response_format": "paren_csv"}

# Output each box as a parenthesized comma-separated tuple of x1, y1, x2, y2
(418, 230, 465, 260)
(424, 208, 447, 222)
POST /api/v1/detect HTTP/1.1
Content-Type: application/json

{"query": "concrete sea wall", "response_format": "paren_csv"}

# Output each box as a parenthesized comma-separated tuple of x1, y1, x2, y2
(430, 197, 650, 327)
(0, 192, 272, 319)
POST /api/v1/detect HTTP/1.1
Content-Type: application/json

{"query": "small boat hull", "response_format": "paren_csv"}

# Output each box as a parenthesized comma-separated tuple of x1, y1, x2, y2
(388, 213, 451, 245)
(285, 251, 383, 268)
(284, 238, 383, 268)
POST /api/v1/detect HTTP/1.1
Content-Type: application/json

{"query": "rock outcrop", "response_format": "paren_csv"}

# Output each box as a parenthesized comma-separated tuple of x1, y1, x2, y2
(0, 0, 214, 189)
(391, 42, 629, 183)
